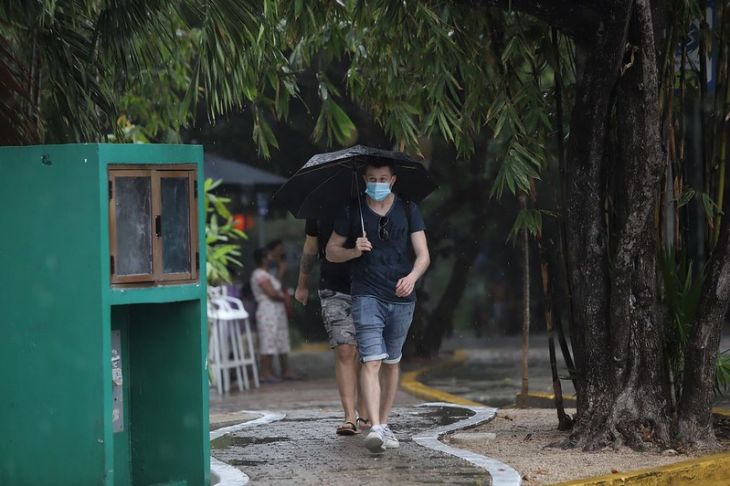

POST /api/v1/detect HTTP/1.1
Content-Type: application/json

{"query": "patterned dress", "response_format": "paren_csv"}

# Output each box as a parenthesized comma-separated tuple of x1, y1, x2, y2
(250, 268, 291, 355)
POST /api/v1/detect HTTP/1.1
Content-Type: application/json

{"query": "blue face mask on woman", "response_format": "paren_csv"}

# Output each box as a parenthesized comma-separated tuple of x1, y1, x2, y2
(366, 182, 391, 201)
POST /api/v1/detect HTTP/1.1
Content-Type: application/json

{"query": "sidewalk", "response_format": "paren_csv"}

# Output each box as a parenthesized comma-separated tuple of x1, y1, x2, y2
(208, 333, 730, 485)
(211, 405, 490, 485)
(209, 350, 421, 416)
(208, 348, 497, 485)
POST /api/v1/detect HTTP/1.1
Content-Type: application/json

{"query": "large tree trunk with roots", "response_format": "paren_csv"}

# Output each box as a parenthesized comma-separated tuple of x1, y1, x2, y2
(577, 0, 671, 449)
(472, 0, 730, 450)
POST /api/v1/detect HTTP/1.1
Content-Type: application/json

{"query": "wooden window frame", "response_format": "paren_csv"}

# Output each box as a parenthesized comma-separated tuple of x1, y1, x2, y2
(156, 170, 198, 283)
(109, 165, 199, 287)
(109, 168, 155, 285)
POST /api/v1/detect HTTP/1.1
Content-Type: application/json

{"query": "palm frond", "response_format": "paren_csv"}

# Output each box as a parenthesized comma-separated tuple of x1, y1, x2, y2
(0, 37, 38, 144)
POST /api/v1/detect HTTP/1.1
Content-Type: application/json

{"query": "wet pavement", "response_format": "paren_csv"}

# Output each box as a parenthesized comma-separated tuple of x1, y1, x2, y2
(207, 333, 730, 485)
(424, 334, 730, 409)
(209, 350, 497, 485)
(421, 337, 576, 407)
(211, 405, 490, 485)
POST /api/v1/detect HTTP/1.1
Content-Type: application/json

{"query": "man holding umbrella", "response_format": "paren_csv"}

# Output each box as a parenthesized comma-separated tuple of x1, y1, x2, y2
(274, 145, 435, 453)
(327, 159, 430, 454)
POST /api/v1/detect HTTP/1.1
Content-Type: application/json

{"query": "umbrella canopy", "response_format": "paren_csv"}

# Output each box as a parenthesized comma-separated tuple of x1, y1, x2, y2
(273, 145, 437, 219)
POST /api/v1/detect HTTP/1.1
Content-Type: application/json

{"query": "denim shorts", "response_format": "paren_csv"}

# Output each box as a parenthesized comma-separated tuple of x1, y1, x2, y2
(352, 295, 415, 364)
(318, 289, 356, 348)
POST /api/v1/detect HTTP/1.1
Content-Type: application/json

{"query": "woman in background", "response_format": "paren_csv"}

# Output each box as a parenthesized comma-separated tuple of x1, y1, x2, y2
(250, 247, 293, 383)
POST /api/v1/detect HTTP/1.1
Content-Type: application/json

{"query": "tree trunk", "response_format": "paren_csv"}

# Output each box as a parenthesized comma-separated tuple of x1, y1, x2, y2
(550, 27, 578, 386)
(471, 0, 730, 450)
(604, 0, 671, 449)
(679, 161, 730, 448)
(536, 224, 573, 429)
(561, 0, 632, 449)
(565, 0, 673, 450)
(518, 194, 531, 407)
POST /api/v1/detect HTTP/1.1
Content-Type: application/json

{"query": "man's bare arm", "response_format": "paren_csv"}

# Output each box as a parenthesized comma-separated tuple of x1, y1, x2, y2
(326, 231, 371, 263)
(395, 231, 430, 298)
(409, 231, 430, 279)
(295, 235, 319, 305)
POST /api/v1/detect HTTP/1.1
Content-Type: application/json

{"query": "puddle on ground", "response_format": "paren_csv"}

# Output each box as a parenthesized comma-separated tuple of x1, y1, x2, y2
(211, 435, 289, 449)
(227, 459, 265, 467)
(421, 361, 575, 407)
(281, 416, 338, 423)
(416, 407, 474, 426)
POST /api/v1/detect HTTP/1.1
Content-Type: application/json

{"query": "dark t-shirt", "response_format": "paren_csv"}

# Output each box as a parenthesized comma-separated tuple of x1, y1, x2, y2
(305, 216, 351, 294)
(333, 195, 426, 303)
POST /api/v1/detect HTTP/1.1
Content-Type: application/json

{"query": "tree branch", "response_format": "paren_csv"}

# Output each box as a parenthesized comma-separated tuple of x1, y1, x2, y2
(465, 0, 605, 42)
(679, 176, 730, 444)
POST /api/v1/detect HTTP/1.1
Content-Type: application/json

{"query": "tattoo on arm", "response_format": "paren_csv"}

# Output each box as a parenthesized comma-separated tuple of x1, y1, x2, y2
(300, 253, 317, 275)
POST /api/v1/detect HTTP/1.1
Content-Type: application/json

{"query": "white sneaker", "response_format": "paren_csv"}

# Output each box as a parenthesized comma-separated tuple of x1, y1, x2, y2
(364, 429, 386, 453)
(382, 425, 399, 449)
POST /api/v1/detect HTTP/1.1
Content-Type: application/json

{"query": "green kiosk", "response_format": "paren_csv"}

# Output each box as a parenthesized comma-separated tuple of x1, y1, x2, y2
(0, 144, 209, 485)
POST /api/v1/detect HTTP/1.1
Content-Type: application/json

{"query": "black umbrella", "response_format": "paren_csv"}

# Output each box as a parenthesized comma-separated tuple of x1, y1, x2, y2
(273, 145, 437, 220)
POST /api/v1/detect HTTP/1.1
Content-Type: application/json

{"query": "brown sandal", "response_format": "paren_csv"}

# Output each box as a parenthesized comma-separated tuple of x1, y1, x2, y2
(356, 417, 371, 430)
(336, 421, 359, 436)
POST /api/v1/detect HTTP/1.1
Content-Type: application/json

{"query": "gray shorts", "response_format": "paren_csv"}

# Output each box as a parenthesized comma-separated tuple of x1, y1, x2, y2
(319, 289, 356, 348)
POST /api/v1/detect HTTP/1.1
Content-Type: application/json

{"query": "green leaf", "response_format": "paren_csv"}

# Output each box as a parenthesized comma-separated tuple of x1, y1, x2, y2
(506, 208, 543, 244)
(676, 186, 695, 208)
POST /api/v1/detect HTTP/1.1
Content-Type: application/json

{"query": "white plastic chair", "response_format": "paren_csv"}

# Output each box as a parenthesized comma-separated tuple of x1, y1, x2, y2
(207, 291, 259, 394)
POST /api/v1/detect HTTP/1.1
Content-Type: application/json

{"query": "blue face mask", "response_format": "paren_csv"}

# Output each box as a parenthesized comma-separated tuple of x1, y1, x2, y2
(366, 182, 392, 201)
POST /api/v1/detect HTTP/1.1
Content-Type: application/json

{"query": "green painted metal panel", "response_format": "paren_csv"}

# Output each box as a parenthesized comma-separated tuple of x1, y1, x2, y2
(109, 285, 204, 306)
(99, 143, 203, 168)
(0, 144, 110, 485)
(0, 144, 208, 486)
(128, 302, 207, 486)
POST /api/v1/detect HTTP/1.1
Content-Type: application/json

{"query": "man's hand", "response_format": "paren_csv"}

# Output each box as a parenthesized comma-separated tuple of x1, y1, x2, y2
(355, 236, 373, 255)
(395, 274, 417, 298)
(294, 285, 309, 305)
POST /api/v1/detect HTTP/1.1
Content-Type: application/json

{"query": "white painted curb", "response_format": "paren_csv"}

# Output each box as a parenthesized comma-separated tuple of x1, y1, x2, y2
(414, 402, 522, 486)
(210, 410, 287, 486)
(210, 457, 248, 486)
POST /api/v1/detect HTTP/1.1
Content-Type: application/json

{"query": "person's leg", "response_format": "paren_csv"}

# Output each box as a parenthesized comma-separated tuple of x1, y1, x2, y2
(260, 354, 275, 380)
(360, 359, 383, 425)
(278, 353, 290, 378)
(356, 372, 371, 429)
(379, 362, 400, 424)
(321, 291, 361, 428)
(276, 307, 294, 379)
(380, 301, 416, 424)
(257, 309, 278, 381)
(334, 344, 359, 423)
(351, 296, 388, 426)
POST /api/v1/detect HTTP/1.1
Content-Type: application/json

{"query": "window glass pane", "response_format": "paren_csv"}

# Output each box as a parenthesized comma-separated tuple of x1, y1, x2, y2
(161, 177, 191, 274)
(115, 177, 152, 276)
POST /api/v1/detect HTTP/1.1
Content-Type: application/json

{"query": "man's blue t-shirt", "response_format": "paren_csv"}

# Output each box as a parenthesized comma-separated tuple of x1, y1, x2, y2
(333, 195, 425, 303)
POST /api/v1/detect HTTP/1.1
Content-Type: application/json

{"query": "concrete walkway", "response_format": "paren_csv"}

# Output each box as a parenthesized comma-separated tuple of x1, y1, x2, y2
(211, 405, 492, 485)
(208, 333, 730, 484)
(208, 350, 507, 485)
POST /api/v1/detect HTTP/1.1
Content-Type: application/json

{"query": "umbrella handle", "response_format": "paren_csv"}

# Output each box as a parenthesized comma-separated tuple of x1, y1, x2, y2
(358, 194, 366, 237)
(354, 168, 366, 238)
